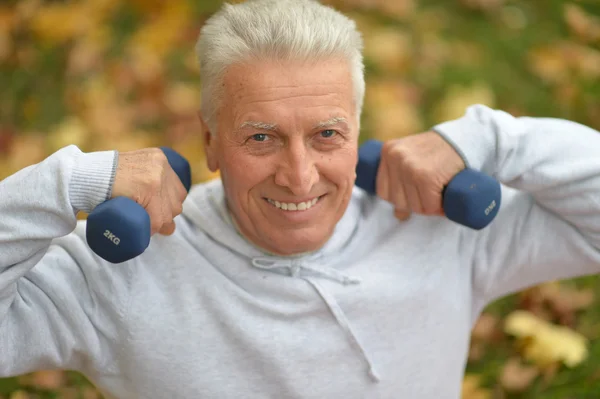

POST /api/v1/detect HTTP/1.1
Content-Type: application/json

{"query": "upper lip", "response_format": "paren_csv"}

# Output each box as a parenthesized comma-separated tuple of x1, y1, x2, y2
(264, 195, 322, 203)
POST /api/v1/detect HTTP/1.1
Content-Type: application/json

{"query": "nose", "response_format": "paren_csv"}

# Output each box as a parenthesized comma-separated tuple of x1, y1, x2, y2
(274, 141, 319, 196)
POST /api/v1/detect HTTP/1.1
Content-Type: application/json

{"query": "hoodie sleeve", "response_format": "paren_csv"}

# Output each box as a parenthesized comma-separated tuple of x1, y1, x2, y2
(0, 145, 129, 378)
(432, 105, 600, 311)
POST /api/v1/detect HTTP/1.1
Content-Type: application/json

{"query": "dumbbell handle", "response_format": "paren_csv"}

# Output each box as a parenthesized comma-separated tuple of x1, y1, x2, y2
(85, 147, 191, 263)
(355, 139, 501, 230)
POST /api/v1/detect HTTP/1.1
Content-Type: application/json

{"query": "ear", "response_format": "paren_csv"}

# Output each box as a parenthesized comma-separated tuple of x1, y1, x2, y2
(198, 111, 219, 172)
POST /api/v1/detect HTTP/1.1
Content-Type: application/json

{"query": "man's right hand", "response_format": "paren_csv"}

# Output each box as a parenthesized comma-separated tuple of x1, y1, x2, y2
(111, 148, 189, 236)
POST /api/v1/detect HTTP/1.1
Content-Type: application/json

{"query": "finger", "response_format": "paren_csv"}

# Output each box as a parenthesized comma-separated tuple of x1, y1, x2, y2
(394, 209, 411, 221)
(159, 221, 176, 236)
(419, 184, 444, 216)
(376, 153, 390, 202)
(391, 179, 411, 220)
(169, 169, 189, 202)
(167, 182, 185, 217)
(404, 181, 423, 214)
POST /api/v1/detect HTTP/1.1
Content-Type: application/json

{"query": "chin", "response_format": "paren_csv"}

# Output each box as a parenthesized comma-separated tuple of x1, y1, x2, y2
(265, 228, 331, 256)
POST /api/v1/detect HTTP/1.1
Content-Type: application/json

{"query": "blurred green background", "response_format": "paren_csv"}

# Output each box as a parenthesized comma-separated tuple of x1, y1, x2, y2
(1, 0, 599, 398)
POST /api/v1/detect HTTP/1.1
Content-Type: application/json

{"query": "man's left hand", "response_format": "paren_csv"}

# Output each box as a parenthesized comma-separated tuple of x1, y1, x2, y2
(375, 131, 466, 221)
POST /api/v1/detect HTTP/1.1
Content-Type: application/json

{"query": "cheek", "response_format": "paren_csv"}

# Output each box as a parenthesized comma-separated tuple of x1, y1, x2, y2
(318, 151, 357, 188)
(221, 153, 272, 197)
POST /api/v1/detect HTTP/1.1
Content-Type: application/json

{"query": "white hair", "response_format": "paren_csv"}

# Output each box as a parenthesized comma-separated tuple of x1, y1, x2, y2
(195, 0, 365, 134)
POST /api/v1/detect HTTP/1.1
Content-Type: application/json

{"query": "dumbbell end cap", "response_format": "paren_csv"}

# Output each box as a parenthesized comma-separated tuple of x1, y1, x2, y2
(86, 197, 151, 263)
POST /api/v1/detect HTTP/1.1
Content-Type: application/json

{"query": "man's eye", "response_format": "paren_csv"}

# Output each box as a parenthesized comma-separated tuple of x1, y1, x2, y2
(320, 129, 336, 138)
(251, 133, 268, 142)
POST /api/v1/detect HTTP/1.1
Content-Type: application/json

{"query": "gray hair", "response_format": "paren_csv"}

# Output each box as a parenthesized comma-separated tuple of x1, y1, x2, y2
(195, 0, 365, 135)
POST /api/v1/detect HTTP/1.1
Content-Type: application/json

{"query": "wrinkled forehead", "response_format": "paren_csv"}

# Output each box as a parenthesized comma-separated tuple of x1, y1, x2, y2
(219, 58, 357, 128)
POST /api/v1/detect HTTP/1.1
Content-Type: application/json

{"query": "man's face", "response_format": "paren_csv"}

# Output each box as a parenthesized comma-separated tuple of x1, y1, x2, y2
(202, 58, 359, 256)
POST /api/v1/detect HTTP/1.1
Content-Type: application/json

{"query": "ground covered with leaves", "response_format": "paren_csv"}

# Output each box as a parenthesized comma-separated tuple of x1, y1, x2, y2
(1, 0, 600, 398)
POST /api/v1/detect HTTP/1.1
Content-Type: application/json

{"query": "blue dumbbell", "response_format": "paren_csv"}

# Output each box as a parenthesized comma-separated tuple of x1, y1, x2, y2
(355, 139, 501, 230)
(86, 147, 192, 263)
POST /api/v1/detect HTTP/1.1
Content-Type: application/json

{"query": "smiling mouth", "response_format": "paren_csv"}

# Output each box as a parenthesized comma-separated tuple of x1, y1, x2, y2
(264, 195, 324, 211)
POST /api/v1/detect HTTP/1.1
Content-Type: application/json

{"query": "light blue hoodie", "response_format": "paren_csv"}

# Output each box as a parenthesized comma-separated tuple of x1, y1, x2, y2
(2, 105, 600, 398)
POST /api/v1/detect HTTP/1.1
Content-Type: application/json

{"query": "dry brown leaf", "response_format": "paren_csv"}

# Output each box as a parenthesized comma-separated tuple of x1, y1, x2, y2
(460, 0, 505, 12)
(29, 370, 67, 390)
(500, 357, 539, 392)
(83, 386, 102, 399)
(326, 0, 415, 20)
(468, 341, 486, 362)
(528, 46, 570, 84)
(564, 4, 600, 44)
(472, 313, 499, 342)
(67, 27, 111, 75)
(56, 387, 78, 399)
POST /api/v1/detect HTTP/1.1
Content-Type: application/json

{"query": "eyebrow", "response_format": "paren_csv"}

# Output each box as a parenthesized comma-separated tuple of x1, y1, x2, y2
(313, 117, 347, 129)
(239, 121, 278, 131)
(237, 116, 348, 132)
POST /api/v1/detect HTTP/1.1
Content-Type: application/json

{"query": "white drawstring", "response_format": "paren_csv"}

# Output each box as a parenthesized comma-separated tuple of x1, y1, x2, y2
(250, 256, 381, 382)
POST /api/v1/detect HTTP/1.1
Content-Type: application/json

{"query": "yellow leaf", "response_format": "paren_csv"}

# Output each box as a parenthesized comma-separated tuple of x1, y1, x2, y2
(461, 374, 491, 399)
(528, 46, 570, 84)
(8, 133, 47, 171)
(29, 3, 89, 44)
(9, 390, 30, 399)
(127, 1, 191, 59)
(504, 310, 589, 368)
(47, 117, 91, 153)
(363, 28, 412, 73)
(434, 83, 495, 123)
(164, 83, 201, 116)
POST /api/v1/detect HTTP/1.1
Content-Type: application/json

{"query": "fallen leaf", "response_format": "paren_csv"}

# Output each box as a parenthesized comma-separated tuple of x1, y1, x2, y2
(500, 357, 539, 392)
(434, 83, 496, 123)
(462, 374, 491, 399)
(9, 391, 30, 399)
(504, 310, 589, 368)
(459, 0, 506, 12)
(363, 28, 412, 73)
(472, 312, 499, 342)
(29, 370, 67, 390)
(528, 46, 570, 84)
(564, 3, 600, 44)
(163, 82, 200, 117)
(47, 117, 91, 153)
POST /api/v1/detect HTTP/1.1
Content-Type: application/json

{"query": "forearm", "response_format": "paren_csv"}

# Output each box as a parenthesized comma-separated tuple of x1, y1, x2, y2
(433, 105, 600, 306)
(434, 105, 600, 245)
(0, 145, 116, 311)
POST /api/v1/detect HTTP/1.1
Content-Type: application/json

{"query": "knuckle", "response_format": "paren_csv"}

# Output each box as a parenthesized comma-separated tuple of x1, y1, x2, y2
(173, 203, 183, 216)
(150, 219, 163, 233)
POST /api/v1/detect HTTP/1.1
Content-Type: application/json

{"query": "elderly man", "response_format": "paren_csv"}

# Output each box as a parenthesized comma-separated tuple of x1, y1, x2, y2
(1, 0, 600, 398)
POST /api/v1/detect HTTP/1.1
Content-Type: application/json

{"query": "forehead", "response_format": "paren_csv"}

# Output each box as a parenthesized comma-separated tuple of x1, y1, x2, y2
(220, 58, 355, 123)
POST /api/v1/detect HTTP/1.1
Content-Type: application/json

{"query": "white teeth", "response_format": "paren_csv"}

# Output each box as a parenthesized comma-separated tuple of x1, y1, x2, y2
(267, 196, 321, 211)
